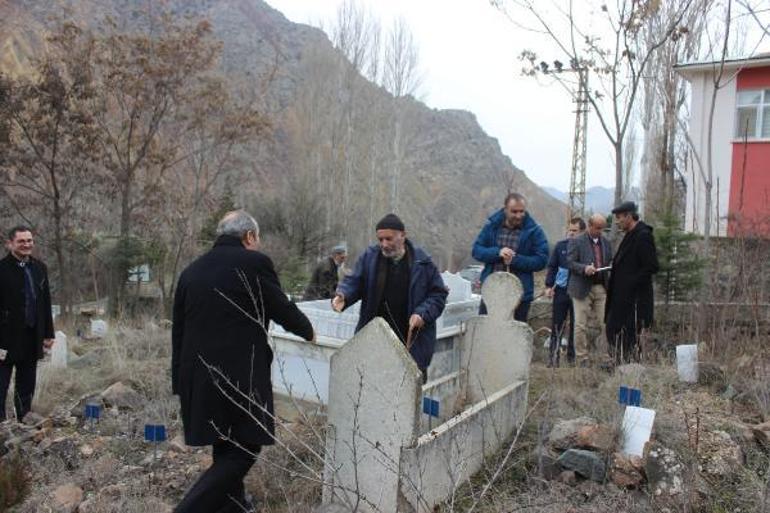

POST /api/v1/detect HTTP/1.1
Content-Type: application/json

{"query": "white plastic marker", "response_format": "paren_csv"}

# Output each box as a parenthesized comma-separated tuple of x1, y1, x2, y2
(676, 344, 698, 383)
(621, 406, 656, 457)
(595, 266, 612, 272)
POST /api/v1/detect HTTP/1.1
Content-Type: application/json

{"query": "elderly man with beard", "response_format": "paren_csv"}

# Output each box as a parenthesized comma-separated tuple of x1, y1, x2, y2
(472, 193, 549, 322)
(332, 214, 448, 384)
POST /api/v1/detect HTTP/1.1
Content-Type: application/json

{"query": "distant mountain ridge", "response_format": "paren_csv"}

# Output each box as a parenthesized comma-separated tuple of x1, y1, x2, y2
(0, 0, 569, 267)
(543, 186, 640, 215)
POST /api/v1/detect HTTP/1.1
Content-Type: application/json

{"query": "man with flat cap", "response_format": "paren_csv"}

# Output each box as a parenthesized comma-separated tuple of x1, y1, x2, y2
(304, 245, 347, 300)
(605, 201, 659, 364)
(332, 214, 448, 383)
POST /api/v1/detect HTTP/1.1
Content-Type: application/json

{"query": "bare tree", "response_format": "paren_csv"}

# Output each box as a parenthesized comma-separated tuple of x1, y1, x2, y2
(499, 0, 694, 208)
(0, 21, 102, 319)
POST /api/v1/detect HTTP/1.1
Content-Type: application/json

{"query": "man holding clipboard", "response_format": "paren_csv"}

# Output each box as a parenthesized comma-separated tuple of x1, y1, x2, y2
(567, 214, 613, 366)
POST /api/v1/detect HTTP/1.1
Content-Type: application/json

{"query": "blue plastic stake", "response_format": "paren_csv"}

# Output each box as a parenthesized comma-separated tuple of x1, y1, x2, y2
(144, 424, 167, 464)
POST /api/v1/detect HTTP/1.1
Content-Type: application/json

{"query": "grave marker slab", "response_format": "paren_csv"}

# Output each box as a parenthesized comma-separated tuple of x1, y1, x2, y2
(51, 331, 68, 368)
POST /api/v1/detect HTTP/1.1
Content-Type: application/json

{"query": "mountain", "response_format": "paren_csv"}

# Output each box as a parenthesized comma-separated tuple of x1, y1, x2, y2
(543, 186, 637, 215)
(0, 0, 568, 269)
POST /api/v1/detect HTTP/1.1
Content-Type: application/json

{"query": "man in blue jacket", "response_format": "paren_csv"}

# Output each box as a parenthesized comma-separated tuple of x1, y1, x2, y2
(544, 217, 585, 367)
(332, 214, 448, 384)
(472, 193, 549, 322)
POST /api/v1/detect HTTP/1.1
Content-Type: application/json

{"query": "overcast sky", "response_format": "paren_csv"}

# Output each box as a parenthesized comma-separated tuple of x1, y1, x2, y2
(268, 0, 769, 192)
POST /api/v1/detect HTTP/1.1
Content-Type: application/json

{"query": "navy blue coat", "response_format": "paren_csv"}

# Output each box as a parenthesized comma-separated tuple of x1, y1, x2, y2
(545, 239, 570, 289)
(472, 209, 549, 302)
(337, 240, 448, 369)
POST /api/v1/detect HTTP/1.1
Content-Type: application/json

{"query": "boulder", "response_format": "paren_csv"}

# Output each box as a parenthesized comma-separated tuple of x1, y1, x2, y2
(700, 430, 743, 477)
(575, 424, 616, 453)
(609, 452, 645, 488)
(557, 449, 606, 482)
(21, 411, 45, 426)
(548, 417, 597, 450)
(52, 483, 83, 513)
(645, 442, 684, 499)
(100, 382, 143, 411)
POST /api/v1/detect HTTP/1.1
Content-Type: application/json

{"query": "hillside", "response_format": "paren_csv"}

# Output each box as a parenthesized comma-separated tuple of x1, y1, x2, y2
(0, 0, 568, 268)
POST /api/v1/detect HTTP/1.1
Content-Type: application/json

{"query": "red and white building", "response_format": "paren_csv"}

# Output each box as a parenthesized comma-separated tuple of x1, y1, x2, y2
(676, 54, 770, 237)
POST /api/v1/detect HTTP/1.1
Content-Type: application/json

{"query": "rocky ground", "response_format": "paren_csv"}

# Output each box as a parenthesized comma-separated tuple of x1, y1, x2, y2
(0, 323, 768, 512)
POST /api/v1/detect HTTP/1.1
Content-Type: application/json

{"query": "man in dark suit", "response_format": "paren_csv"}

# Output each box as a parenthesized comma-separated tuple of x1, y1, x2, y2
(567, 214, 613, 366)
(605, 202, 659, 364)
(544, 217, 584, 367)
(0, 226, 54, 421)
(172, 210, 314, 513)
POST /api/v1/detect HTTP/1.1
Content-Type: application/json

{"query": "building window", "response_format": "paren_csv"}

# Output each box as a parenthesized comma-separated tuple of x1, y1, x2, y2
(735, 89, 770, 139)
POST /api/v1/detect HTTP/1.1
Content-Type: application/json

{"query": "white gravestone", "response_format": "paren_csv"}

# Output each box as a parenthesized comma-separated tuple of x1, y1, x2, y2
(441, 271, 472, 302)
(91, 319, 108, 338)
(51, 331, 68, 368)
(459, 272, 533, 404)
(676, 344, 698, 383)
(323, 318, 421, 513)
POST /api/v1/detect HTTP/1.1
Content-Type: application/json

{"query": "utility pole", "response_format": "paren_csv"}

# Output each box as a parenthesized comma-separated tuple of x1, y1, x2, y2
(568, 68, 589, 223)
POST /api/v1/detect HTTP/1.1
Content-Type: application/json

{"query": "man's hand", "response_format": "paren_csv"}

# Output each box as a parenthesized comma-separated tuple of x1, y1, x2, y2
(499, 247, 515, 266)
(332, 294, 345, 313)
(43, 338, 54, 350)
(409, 314, 424, 331)
(585, 264, 597, 276)
(545, 287, 554, 298)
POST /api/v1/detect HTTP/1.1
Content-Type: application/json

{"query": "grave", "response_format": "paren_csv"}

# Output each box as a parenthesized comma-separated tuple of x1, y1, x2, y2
(269, 271, 479, 404)
(321, 272, 533, 512)
(51, 331, 68, 368)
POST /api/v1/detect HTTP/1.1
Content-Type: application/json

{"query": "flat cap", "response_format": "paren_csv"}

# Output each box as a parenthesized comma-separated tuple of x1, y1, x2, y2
(611, 201, 638, 214)
(331, 244, 347, 254)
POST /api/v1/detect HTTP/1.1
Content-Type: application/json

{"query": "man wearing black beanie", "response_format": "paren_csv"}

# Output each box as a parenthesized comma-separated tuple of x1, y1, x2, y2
(333, 214, 448, 383)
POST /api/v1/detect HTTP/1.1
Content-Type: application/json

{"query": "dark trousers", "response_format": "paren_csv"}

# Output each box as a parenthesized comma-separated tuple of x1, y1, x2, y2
(479, 300, 531, 322)
(175, 440, 260, 513)
(549, 287, 575, 363)
(606, 314, 641, 364)
(0, 358, 37, 422)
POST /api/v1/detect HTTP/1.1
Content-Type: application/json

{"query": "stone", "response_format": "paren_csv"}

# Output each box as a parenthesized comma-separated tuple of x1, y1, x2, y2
(21, 411, 45, 426)
(698, 361, 726, 387)
(645, 442, 684, 498)
(616, 363, 646, 381)
(100, 382, 143, 411)
(44, 437, 80, 470)
(90, 319, 108, 338)
(70, 394, 103, 418)
(323, 318, 421, 513)
(33, 427, 52, 443)
(700, 430, 743, 476)
(79, 444, 95, 457)
(547, 417, 598, 450)
(78, 498, 96, 513)
(609, 452, 645, 488)
(52, 483, 83, 513)
(721, 384, 739, 401)
(533, 445, 562, 480)
(168, 434, 189, 453)
(575, 424, 616, 453)
(556, 470, 577, 485)
(557, 449, 606, 482)
(460, 272, 532, 403)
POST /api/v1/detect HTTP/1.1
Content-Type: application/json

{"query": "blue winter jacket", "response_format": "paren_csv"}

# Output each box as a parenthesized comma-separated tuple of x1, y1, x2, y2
(337, 240, 448, 369)
(472, 209, 549, 302)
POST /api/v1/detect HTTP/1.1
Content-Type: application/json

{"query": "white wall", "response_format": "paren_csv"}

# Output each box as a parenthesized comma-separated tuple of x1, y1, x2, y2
(684, 71, 736, 236)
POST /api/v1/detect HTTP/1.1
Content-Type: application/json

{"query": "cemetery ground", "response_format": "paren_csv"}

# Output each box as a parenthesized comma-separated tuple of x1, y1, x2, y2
(1, 316, 768, 512)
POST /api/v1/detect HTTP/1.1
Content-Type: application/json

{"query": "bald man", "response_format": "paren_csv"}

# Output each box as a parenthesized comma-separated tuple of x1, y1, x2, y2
(567, 214, 613, 365)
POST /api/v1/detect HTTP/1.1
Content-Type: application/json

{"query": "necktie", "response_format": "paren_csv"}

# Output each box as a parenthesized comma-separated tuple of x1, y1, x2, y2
(21, 263, 37, 328)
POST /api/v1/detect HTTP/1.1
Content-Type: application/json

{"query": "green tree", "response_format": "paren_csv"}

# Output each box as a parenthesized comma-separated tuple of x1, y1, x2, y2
(654, 211, 703, 303)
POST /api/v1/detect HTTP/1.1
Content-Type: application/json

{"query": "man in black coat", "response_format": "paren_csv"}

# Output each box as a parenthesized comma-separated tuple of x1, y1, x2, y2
(605, 202, 659, 364)
(172, 210, 314, 513)
(304, 245, 346, 300)
(0, 226, 54, 421)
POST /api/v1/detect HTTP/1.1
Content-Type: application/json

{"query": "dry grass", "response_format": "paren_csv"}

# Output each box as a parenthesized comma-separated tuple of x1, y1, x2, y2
(0, 451, 29, 512)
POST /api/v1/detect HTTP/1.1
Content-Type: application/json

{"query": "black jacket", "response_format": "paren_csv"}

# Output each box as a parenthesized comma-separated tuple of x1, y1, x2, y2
(0, 254, 54, 363)
(605, 222, 659, 330)
(172, 236, 314, 447)
(304, 257, 339, 300)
